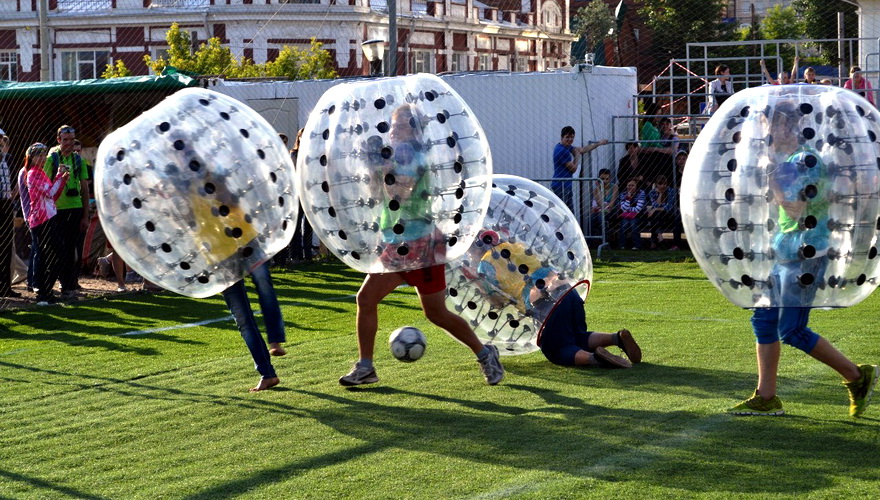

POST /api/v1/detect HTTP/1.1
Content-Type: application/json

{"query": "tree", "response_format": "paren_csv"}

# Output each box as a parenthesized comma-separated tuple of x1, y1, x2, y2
(102, 60, 132, 79)
(792, 0, 858, 66)
(639, 0, 730, 58)
(572, 1, 617, 53)
(144, 23, 336, 80)
(759, 5, 806, 63)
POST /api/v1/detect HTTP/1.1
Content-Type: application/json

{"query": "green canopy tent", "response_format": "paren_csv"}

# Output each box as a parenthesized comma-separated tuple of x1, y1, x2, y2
(0, 71, 197, 165)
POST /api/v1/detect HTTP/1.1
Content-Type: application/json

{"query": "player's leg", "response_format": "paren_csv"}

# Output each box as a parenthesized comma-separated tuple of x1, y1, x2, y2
(728, 308, 784, 415)
(250, 262, 287, 356)
(340, 273, 403, 386)
(221, 280, 278, 392)
(418, 287, 504, 385)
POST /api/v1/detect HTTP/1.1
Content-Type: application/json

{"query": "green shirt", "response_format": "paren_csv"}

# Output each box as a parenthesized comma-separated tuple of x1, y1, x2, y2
(43, 147, 89, 210)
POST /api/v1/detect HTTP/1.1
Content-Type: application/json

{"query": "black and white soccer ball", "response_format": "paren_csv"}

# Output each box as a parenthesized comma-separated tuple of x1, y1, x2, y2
(389, 326, 427, 362)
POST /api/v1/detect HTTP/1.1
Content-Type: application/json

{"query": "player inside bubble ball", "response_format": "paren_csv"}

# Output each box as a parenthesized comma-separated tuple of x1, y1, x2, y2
(727, 100, 878, 417)
(340, 104, 505, 387)
(475, 233, 641, 368)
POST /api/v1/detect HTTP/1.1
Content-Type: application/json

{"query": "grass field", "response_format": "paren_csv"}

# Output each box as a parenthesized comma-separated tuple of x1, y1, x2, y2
(1, 256, 879, 499)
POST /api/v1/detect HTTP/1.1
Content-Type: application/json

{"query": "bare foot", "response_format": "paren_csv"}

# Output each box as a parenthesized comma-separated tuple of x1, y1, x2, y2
(250, 377, 280, 392)
(269, 343, 287, 356)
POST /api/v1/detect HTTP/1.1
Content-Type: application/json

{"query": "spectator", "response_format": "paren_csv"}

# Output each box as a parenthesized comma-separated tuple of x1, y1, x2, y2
(645, 175, 682, 250)
(674, 150, 688, 189)
(705, 64, 734, 114)
(618, 179, 645, 250)
(25, 143, 68, 305)
(843, 66, 875, 106)
(819, 78, 833, 85)
(17, 148, 34, 292)
(803, 66, 818, 85)
(289, 128, 314, 263)
(552, 125, 609, 213)
(617, 142, 642, 188)
(759, 58, 798, 85)
(43, 125, 90, 298)
(0, 134, 20, 297)
(641, 117, 679, 183)
(590, 168, 618, 245)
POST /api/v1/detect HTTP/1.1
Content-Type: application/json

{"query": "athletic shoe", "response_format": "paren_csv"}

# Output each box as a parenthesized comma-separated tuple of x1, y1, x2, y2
(845, 364, 878, 418)
(478, 344, 505, 385)
(339, 362, 379, 386)
(116, 286, 127, 293)
(617, 329, 642, 363)
(726, 390, 784, 416)
(593, 346, 632, 368)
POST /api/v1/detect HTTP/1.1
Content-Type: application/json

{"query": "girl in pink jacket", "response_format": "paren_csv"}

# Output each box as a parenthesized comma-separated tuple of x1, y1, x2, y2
(24, 143, 68, 304)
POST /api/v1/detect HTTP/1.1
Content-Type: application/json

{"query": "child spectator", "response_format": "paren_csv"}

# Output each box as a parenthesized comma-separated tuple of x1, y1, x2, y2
(618, 179, 645, 250)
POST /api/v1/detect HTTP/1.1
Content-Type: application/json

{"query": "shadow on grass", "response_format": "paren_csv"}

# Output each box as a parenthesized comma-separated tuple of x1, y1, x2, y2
(4, 358, 878, 498)
(179, 385, 878, 499)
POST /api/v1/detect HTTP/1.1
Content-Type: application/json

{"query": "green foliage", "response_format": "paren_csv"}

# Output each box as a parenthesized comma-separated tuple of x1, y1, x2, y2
(759, 5, 805, 62)
(792, 0, 858, 65)
(143, 23, 336, 80)
(572, 1, 617, 50)
(101, 59, 132, 79)
(2, 260, 880, 497)
(761, 5, 805, 41)
(639, 0, 732, 57)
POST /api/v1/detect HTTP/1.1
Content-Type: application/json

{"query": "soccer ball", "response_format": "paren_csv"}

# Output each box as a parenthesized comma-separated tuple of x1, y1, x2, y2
(389, 326, 427, 363)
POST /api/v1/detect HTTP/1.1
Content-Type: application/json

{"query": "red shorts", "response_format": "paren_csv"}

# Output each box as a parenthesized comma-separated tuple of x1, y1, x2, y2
(400, 264, 447, 295)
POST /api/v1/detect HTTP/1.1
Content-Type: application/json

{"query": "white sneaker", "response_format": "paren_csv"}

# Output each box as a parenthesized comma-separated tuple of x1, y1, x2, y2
(339, 363, 379, 386)
(478, 344, 505, 385)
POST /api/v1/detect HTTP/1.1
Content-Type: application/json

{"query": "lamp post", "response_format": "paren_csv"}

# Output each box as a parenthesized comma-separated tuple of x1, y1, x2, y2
(362, 39, 385, 77)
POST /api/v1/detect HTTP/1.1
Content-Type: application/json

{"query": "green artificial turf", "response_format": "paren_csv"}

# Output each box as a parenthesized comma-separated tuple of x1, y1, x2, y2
(1, 259, 878, 499)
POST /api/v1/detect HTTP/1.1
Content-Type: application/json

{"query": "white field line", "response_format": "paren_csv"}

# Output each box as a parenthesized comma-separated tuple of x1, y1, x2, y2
(120, 291, 361, 336)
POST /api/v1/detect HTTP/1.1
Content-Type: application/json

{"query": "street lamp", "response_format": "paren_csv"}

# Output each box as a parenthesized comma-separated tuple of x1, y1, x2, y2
(362, 39, 385, 77)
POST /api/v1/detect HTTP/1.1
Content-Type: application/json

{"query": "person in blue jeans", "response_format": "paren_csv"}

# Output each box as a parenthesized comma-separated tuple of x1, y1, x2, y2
(222, 261, 287, 392)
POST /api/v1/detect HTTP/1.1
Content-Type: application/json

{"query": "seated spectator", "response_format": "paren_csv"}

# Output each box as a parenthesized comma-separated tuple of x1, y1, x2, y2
(645, 175, 682, 250)
(674, 150, 688, 189)
(844, 66, 875, 106)
(617, 142, 642, 188)
(641, 117, 679, 182)
(705, 65, 734, 115)
(590, 168, 618, 245)
(618, 179, 645, 250)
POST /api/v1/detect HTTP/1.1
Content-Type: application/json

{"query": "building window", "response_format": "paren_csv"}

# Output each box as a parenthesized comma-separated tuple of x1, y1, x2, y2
(61, 50, 110, 80)
(147, 0, 210, 7)
(515, 56, 528, 72)
(450, 52, 467, 72)
(0, 52, 17, 81)
(478, 54, 491, 71)
(57, 0, 113, 12)
(412, 50, 434, 73)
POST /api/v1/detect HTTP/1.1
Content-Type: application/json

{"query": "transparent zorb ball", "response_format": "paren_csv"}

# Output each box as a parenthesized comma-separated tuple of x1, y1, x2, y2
(95, 88, 297, 298)
(681, 84, 880, 308)
(297, 74, 492, 273)
(445, 175, 592, 354)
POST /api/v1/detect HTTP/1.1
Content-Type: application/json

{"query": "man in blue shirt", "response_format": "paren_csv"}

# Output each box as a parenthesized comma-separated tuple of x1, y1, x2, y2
(552, 126, 608, 213)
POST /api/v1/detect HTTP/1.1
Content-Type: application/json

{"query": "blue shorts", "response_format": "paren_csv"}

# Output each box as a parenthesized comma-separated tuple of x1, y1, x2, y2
(539, 292, 593, 366)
